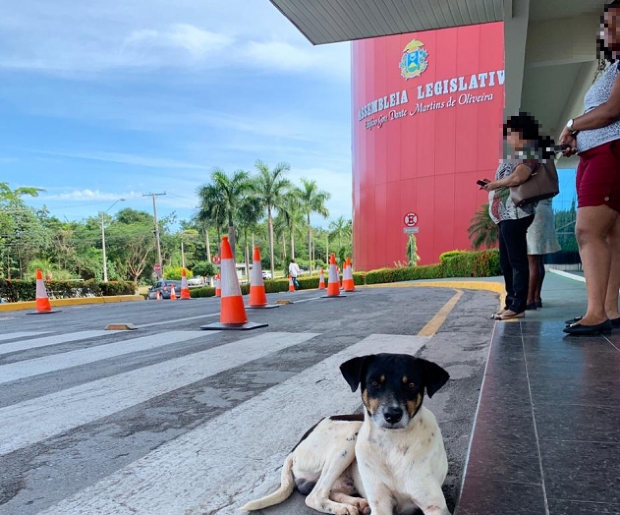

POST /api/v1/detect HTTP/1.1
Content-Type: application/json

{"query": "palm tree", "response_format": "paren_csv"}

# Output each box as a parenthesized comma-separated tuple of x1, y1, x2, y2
(198, 168, 252, 258)
(329, 216, 351, 256)
(280, 189, 306, 260)
(299, 179, 330, 273)
(253, 160, 291, 278)
(468, 203, 498, 249)
(195, 183, 227, 262)
(237, 196, 263, 279)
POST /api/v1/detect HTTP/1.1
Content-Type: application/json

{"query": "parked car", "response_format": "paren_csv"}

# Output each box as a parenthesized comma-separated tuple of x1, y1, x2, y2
(146, 280, 184, 300)
(262, 270, 272, 280)
(187, 276, 203, 286)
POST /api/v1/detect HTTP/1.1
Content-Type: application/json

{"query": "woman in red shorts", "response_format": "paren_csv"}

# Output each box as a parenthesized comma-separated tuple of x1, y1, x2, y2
(560, 1, 620, 335)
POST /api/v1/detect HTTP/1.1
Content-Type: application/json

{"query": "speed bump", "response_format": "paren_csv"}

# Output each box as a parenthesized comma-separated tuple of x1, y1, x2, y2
(105, 323, 138, 331)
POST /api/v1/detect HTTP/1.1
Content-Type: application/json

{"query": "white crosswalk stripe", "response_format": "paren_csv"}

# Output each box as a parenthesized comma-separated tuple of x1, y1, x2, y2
(36, 334, 429, 515)
(0, 331, 49, 342)
(0, 331, 216, 385)
(0, 330, 111, 357)
(0, 331, 318, 456)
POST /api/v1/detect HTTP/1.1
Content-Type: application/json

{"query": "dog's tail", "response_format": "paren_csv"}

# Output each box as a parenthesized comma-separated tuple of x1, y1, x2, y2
(240, 453, 295, 511)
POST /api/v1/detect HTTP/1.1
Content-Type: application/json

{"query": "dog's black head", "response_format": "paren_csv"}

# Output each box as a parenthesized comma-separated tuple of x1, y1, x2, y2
(340, 353, 449, 430)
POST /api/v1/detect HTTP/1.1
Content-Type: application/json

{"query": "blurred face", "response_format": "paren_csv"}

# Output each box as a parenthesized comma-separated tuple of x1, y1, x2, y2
(506, 129, 525, 151)
(602, 7, 620, 55)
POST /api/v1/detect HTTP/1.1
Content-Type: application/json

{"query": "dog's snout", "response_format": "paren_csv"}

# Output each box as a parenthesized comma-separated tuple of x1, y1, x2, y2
(383, 407, 403, 424)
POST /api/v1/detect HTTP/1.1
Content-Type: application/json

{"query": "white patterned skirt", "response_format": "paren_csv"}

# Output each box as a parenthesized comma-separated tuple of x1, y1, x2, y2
(527, 199, 561, 255)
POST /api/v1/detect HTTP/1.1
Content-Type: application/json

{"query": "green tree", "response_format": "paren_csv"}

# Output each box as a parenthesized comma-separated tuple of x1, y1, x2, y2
(329, 216, 352, 256)
(468, 204, 498, 250)
(202, 168, 252, 257)
(105, 208, 156, 284)
(280, 188, 306, 260)
(299, 178, 330, 273)
(237, 195, 263, 277)
(253, 160, 292, 278)
(195, 183, 227, 264)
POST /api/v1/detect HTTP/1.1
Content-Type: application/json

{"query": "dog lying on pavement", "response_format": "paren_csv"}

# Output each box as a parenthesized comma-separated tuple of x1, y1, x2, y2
(241, 353, 451, 515)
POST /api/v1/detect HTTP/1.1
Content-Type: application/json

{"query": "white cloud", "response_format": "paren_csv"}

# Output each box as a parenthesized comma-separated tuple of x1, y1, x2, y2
(0, 1, 349, 80)
(123, 24, 233, 60)
(38, 189, 143, 202)
(29, 150, 210, 171)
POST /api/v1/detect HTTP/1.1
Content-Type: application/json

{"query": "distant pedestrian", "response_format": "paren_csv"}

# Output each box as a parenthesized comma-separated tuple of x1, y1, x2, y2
(526, 199, 561, 310)
(288, 259, 300, 290)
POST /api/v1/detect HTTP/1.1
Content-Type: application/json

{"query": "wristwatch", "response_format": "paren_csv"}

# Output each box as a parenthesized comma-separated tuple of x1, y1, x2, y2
(567, 119, 578, 134)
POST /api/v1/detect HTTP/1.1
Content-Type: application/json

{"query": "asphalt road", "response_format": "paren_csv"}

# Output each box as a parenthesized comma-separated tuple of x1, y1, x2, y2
(0, 286, 497, 515)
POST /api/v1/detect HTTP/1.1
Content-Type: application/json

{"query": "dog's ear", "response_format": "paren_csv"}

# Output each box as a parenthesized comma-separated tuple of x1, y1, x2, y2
(420, 359, 450, 398)
(340, 356, 372, 392)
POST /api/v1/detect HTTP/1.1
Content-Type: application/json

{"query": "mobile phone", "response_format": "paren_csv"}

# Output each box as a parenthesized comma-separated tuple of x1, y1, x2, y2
(476, 180, 489, 187)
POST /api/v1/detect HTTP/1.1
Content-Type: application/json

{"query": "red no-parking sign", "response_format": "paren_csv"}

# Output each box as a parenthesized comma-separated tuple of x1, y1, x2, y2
(212, 255, 221, 265)
(404, 212, 418, 227)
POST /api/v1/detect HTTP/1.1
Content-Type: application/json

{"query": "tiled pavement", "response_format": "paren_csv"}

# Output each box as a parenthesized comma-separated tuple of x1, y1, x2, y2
(456, 271, 620, 515)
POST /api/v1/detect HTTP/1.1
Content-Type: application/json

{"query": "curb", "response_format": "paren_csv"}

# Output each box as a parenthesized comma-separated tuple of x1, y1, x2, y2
(0, 295, 144, 313)
(359, 280, 506, 307)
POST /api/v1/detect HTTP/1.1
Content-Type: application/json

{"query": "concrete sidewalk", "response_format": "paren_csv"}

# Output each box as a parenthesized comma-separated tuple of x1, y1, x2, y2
(456, 270, 620, 515)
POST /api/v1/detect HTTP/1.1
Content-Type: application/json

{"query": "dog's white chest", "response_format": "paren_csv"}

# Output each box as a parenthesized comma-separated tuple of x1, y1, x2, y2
(355, 407, 448, 512)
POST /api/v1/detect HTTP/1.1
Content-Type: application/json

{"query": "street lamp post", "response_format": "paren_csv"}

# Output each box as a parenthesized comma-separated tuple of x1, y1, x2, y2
(101, 199, 125, 282)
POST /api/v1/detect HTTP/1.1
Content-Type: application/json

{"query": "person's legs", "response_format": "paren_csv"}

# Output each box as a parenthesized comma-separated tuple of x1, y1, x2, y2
(502, 217, 533, 314)
(526, 255, 541, 307)
(498, 222, 513, 311)
(604, 215, 620, 320)
(575, 205, 619, 325)
(536, 257, 545, 305)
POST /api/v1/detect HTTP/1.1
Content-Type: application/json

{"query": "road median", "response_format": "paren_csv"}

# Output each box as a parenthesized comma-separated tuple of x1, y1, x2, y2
(0, 295, 144, 312)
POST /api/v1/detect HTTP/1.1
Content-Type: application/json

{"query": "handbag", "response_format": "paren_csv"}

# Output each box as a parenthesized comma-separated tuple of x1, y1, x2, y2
(510, 160, 559, 207)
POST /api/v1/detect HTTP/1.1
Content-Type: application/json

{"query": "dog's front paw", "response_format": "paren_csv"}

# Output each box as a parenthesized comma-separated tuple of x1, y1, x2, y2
(353, 498, 370, 515)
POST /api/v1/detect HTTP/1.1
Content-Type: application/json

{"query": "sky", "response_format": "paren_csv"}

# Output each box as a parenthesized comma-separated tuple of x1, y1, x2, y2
(0, 0, 352, 228)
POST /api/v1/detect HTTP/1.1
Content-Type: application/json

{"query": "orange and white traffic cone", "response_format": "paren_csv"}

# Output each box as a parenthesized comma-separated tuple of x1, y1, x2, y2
(215, 274, 221, 297)
(318, 268, 326, 290)
(180, 269, 191, 300)
(170, 284, 178, 300)
(288, 274, 296, 292)
(343, 257, 357, 292)
(201, 236, 268, 331)
(28, 268, 60, 315)
(248, 247, 278, 309)
(323, 254, 346, 298)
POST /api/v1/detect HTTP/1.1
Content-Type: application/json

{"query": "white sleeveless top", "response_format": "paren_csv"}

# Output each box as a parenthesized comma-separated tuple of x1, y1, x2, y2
(577, 62, 620, 153)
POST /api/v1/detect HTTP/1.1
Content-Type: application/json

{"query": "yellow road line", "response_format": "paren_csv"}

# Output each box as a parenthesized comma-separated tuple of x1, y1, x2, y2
(359, 280, 505, 310)
(417, 289, 464, 337)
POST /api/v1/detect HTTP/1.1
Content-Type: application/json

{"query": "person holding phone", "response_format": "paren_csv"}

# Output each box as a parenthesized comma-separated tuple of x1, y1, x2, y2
(559, 1, 620, 335)
(480, 113, 554, 321)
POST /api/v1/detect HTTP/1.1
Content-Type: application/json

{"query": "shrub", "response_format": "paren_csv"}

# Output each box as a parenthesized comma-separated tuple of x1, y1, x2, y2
(0, 279, 135, 302)
(190, 286, 216, 298)
(440, 249, 501, 278)
(365, 265, 444, 285)
(352, 272, 367, 285)
(164, 267, 194, 280)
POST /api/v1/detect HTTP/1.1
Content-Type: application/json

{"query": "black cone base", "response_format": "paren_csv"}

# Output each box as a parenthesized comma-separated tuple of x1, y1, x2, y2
(200, 321, 268, 331)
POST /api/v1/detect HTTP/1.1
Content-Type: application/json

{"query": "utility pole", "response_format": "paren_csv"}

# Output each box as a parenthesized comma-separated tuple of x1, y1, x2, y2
(143, 192, 166, 278)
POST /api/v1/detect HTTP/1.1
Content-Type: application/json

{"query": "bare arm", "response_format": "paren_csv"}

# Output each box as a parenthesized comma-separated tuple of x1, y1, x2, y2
(570, 70, 620, 131)
(560, 68, 620, 153)
(483, 164, 533, 191)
